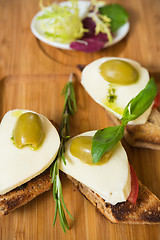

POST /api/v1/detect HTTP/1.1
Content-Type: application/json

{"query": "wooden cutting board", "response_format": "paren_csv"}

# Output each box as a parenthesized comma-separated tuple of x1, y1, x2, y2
(0, 74, 160, 240)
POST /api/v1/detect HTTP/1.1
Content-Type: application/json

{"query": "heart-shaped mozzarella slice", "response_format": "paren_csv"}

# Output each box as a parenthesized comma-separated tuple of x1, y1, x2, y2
(59, 131, 131, 205)
(81, 57, 152, 125)
(0, 110, 60, 195)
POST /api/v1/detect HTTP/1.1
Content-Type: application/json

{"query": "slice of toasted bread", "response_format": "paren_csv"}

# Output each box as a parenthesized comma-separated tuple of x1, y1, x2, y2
(67, 175, 160, 224)
(124, 108, 160, 149)
(0, 169, 52, 216)
(1, 168, 160, 224)
(105, 108, 160, 150)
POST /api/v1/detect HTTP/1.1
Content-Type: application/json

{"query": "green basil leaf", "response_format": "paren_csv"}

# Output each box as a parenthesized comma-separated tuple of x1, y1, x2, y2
(121, 78, 157, 123)
(99, 4, 129, 33)
(92, 78, 157, 164)
(121, 104, 136, 125)
(91, 125, 125, 164)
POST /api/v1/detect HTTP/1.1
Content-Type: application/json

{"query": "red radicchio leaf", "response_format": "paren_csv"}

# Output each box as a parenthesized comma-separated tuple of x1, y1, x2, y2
(70, 33, 108, 52)
(82, 17, 96, 38)
(70, 17, 109, 53)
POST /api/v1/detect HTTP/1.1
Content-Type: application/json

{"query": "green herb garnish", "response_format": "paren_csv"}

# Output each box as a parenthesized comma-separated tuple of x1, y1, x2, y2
(92, 78, 157, 164)
(107, 88, 117, 103)
(99, 4, 129, 33)
(50, 73, 76, 232)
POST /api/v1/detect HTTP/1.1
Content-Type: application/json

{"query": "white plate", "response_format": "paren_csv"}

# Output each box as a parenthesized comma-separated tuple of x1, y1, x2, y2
(31, 1, 130, 51)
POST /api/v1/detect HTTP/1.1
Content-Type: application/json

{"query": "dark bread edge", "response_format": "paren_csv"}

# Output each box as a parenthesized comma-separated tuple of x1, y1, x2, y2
(0, 169, 52, 216)
(1, 169, 160, 224)
(67, 175, 160, 224)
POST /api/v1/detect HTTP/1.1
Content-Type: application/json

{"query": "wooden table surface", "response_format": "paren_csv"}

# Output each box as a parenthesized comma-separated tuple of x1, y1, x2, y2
(0, 0, 160, 239)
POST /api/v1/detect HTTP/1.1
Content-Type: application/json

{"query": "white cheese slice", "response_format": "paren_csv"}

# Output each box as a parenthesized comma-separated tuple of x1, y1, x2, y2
(59, 131, 131, 205)
(0, 110, 60, 195)
(81, 57, 152, 125)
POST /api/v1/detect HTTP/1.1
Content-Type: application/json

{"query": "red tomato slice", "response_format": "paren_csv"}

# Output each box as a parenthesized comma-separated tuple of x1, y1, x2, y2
(127, 163, 139, 205)
(153, 93, 160, 108)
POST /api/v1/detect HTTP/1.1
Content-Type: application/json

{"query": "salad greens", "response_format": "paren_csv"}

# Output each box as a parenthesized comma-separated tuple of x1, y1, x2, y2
(87, 1, 112, 43)
(36, 0, 129, 52)
(99, 4, 129, 33)
(92, 78, 157, 164)
(37, 0, 86, 43)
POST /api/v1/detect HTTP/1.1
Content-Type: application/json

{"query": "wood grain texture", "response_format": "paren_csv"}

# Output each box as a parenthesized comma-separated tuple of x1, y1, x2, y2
(0, 0, 160, 77)
(0, 0, 160, 239)
(0, 74, 159, 240)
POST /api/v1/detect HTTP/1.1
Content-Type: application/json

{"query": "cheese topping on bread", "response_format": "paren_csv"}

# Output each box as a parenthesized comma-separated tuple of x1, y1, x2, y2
(81, 57, 152, 125)
(0, 110, 60, 195)
(59, 131, 131, 205)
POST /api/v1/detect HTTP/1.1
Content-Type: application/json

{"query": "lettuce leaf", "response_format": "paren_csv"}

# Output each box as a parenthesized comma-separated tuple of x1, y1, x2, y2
(99, 4, 129, 33)
(37, 1, 87, 43)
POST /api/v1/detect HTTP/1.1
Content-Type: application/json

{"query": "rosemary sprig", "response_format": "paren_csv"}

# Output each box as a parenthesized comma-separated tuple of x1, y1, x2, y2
(50, 73, 77, 232)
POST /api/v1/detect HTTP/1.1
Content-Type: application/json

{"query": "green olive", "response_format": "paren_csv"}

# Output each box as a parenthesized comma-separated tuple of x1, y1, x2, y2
(99, 60, 139, 85)
(70, 136, 110, 165)
(13, 112, 44, 149)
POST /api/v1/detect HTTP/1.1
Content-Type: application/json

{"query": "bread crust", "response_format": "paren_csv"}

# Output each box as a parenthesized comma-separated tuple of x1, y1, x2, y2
(124, 108, 160, 149)
(106, 108, 160, 150)
(1, 169, 160, 224)
(0, 169, 52, 216)
(67, 175, 160, 224)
